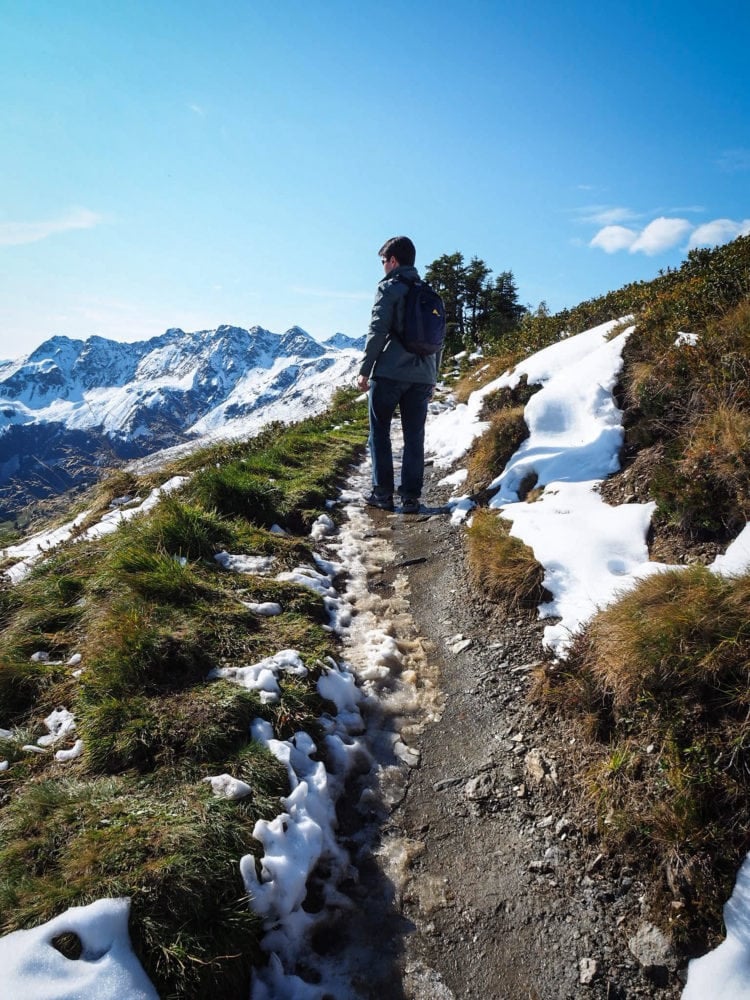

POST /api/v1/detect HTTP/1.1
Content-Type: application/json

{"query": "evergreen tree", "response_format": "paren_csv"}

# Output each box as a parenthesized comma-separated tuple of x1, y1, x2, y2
(424, 252, 466, 355)
(464, 257, 492, 345)
(485, 271, 526, 342)
(423, 251, 527, 355)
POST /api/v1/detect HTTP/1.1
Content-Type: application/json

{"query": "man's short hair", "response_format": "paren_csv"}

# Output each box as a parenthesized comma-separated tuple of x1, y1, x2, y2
(379, 236, 416, 267)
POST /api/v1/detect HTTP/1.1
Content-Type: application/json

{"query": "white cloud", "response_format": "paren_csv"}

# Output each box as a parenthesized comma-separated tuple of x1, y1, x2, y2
(688, 218, 750, 249)
(580, 206, 640, 226)
(629, 217, 692, 255)
(589, 225, 638, 253)
(188, 103, 206, 116)
(0, 208, 103, 247)
(590, 213, 750, 256)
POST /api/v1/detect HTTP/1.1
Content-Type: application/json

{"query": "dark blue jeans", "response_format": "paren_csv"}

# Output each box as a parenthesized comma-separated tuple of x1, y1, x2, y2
(368, 377, 433, 500)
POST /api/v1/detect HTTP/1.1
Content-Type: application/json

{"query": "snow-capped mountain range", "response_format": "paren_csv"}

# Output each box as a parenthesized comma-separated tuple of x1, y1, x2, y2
(0, 325, 365, 517)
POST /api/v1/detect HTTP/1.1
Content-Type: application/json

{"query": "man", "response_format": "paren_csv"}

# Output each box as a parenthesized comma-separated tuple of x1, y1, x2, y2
(357, 236, 441, 514)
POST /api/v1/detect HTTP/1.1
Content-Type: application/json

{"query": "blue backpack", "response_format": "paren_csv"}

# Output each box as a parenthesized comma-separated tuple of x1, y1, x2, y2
(394, 276, 446, 357)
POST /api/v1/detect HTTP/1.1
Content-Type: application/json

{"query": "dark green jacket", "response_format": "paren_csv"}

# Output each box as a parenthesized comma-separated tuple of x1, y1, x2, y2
(359, 265, 441, 384)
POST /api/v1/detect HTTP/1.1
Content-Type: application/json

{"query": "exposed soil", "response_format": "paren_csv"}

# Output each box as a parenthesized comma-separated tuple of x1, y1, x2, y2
(597, 446, 723, 566)
(351, 466, 689, 1000)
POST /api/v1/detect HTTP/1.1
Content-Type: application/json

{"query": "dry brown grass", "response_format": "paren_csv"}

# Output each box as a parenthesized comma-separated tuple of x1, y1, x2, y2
(618, 296, 750, 540)
(452, 350, 520, 404)
(466, 510, 547, 612)
(573, 565, 750, 706)
(465, 406, 528, 493)
(534, 565, 750, 947)
(682, 402, 750, 493)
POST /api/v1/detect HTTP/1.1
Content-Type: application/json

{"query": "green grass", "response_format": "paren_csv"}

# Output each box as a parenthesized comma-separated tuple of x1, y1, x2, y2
(0, 766, 286, 999)
(0, 388, 368, 997)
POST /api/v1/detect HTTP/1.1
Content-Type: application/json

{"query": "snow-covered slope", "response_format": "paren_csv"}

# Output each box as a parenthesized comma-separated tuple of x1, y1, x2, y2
(0, 325, 366, 514)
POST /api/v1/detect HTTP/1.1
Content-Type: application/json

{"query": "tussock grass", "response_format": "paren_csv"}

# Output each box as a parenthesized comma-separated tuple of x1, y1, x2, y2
(80, 599, 213, 701)
(0, 768, 285, 998)
(187, 466, 287, 527)
(78, 684, 278, 777)
(466, 406, 528, 494)
(536, 566, 750, 946)
(572, 566, 750, 706)
(0, 656, 61, 722)
(108, 544, 211, 603)
(466, 510, 547, 612)
(132, 496, 235, 560)
(651, 400, 750, 538)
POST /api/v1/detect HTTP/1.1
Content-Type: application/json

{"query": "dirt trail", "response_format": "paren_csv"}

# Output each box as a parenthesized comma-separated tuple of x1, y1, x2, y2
(355, 470, 686, 1000)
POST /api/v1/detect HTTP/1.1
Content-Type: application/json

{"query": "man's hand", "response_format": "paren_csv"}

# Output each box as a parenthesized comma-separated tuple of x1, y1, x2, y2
(357, 374, 369, 392)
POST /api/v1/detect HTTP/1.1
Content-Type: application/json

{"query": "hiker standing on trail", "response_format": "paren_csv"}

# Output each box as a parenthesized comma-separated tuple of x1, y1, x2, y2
(357, 236, 443, 515)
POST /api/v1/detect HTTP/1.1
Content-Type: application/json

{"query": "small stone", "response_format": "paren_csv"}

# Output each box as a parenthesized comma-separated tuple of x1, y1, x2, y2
(628, 921, 676, 974)
(450, 638, 473, 654)
(464, 771, 496, 800)
(543, 846, 562, 866)
(433, 777, 463, 792)
(579, 957, 598, 985)
(529, 857, 556, 874)
(524, 748, 559, 788)
(529, 860, 551, 873)
(394, 741, 420, 767)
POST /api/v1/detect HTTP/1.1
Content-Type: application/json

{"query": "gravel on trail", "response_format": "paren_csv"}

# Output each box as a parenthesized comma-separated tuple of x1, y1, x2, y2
(337, 468, 687, 1000)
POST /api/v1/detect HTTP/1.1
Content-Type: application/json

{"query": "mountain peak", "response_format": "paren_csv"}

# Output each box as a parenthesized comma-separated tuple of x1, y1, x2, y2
(27, 335, 85, 363)
(323, 332, 366, 351)
(279, 327, 325, 359)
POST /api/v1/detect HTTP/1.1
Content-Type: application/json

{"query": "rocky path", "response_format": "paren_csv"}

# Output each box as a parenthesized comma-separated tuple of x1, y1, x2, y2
(355, 472, 686, 1000)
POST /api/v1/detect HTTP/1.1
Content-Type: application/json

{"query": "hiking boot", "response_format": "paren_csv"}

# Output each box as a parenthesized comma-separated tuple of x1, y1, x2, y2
(363, 492, 395, 512)
(400, 497, 421, 514)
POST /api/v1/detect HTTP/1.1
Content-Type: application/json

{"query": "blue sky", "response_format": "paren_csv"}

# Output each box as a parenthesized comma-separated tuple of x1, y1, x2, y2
(1, 0, 748, 360)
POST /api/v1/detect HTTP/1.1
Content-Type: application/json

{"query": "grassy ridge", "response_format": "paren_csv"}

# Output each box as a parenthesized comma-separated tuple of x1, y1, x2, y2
(462, 236, 750, 952)
(0, 388, 367, 998)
